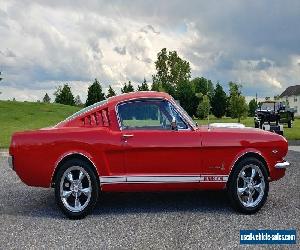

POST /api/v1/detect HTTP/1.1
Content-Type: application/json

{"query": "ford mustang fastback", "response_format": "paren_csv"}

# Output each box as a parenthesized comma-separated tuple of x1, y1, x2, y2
(8, 91, 289, 219)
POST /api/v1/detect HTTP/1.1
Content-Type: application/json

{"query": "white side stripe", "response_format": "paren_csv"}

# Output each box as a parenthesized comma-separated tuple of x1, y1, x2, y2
(100, 175, 229, 184)
(127, 176, 200, 183)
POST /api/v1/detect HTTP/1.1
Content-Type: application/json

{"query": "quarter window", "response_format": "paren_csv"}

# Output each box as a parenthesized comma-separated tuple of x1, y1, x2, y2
(117, 99, 188, 130)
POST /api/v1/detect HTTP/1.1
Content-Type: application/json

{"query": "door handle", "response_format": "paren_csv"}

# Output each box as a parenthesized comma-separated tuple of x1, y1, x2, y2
(122, 134, 134, 140)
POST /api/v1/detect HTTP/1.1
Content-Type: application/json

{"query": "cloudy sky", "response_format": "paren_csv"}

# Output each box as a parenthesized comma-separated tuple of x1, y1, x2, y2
(0, 0, 299, 102)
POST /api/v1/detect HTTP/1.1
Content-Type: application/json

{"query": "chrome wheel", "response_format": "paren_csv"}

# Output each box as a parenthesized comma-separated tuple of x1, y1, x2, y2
(236, 164, 265, 208)
(60, 166, 92, 212)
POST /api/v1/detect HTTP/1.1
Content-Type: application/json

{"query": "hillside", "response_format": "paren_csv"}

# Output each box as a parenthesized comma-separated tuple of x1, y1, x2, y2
(0, 101, 299, 148)
(0, 101, 80, 148)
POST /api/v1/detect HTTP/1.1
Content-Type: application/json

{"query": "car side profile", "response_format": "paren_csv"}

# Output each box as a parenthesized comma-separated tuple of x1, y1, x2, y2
(8, 91, 289, 219)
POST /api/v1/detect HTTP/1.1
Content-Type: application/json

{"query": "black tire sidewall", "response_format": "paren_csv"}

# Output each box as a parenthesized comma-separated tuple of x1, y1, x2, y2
(54, 159, 99, 219)
(227, 157, 269, 214)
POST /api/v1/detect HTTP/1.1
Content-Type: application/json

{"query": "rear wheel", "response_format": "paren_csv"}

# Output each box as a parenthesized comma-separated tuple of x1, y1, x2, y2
(227, 157, 269, 214)
(54, 159, 99, 219)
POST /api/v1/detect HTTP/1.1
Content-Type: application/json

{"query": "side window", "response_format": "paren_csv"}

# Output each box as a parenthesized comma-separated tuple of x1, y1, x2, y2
(117, 100, 188, 130)
(166, 102, 188, 130)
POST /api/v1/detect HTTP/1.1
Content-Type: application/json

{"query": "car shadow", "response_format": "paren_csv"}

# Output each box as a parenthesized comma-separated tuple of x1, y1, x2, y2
(0, 189, 233, 219)
(94, 190, 232, 215)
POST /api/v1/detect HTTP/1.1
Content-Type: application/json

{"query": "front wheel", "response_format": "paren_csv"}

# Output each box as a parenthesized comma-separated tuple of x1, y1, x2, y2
(227, 157, 269, 214)
(54, 159, 99, 219)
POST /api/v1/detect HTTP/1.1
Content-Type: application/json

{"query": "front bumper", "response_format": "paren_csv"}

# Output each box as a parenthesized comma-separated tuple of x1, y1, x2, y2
(275, 161, 290, 169)
(8, 155, 14, 170)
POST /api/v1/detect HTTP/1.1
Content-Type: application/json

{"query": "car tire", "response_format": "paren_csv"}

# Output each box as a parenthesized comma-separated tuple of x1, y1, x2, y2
(254, 122, 259, 128)
(54, 159, 99, 219)
(227, 157, 269, 214)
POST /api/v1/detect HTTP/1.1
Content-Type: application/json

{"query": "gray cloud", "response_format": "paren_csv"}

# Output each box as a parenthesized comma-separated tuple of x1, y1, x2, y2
(114, 46, 126, 55)
(0, 0, 300, 101)
(140, 25, 160, 34)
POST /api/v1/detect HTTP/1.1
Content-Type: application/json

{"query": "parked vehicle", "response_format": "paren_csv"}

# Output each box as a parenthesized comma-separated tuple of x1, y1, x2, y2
(9, 91, 289, 219)
(254, 101, 295, 130)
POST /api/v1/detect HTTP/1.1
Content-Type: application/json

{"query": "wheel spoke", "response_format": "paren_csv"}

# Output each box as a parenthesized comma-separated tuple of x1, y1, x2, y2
(240, 171, 249, 184)
(74, 195, 81, 210)
(247, 191, 253, 204)
(238, 187, 247, 195)
(250, 168, 256, 181)
(254, 183, 262, 193)
(62, 190, 72, 198)
(66, 172, 74, 182)
(78, 171, 85, 182)
(81, 187, 91, 196)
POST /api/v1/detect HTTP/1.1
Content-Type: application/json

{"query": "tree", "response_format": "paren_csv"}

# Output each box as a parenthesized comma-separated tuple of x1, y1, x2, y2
(211, 83, 227, 118)
(248, 99, 258, 116)
(274, 95, 280, 100)
(137, 78, 149, 91)
(54, 84, 75, 106)
(190, 77, 214, 99)
(43, 93, 51, 103)
(196, 94, 210, 119)
(176, 81, 198, 117)
(74, 95, 83, 106)
(121, 81, 134, 93)
(86, 79, 105, 107)
(106, 85, 116, 98)
(228, 82, 248, 122)
(152, 48, 191, 97)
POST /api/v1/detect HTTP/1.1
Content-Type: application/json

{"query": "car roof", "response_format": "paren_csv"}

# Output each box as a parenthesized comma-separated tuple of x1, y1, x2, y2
(107, 91, 172, 104)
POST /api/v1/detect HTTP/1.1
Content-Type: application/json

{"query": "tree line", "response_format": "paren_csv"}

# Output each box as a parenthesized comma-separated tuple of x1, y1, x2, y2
(42, 48, 257, 121)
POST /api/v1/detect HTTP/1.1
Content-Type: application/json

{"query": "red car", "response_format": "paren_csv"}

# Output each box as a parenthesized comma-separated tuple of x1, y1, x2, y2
(8, 91, 289, 219)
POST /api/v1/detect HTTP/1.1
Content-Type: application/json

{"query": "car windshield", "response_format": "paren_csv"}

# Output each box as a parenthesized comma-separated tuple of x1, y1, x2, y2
(260, 102, 275, 111)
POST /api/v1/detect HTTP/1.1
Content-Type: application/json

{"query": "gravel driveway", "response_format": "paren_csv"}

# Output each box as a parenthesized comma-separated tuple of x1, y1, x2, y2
(0, 150, 299, 249)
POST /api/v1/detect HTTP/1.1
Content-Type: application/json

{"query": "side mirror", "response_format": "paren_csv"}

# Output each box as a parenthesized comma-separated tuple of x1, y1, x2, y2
(171, 117, 178, 131)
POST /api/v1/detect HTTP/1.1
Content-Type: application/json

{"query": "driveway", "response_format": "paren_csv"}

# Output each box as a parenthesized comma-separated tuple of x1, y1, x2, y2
(0, 150, 299, 249)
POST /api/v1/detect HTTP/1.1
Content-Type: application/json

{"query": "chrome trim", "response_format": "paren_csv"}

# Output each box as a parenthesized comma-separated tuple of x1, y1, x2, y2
(115, 98, 193, 131)
(100, 176, 126, 183)
(8, 155, 13, 170)
(228, 151, 268, 178)
(99, 175, 229, 185)
(52, 152, 100, 188)
(275, 161, 290, 169)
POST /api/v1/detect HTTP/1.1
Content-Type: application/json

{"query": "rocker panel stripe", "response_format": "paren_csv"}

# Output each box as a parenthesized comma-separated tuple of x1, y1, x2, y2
(99, 175, 228, 184)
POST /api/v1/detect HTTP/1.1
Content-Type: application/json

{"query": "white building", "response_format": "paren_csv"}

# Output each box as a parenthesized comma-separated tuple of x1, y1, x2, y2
(279, 85, 300, 116)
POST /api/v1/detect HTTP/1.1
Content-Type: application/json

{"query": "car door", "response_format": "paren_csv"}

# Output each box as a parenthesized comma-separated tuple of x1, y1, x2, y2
(117, 98, 203, 184)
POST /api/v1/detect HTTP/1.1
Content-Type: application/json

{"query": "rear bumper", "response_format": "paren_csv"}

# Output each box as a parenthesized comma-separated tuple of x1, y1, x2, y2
(275, 161, 290, 169)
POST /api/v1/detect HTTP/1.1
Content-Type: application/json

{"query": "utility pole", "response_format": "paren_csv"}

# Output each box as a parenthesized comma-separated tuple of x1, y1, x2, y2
(0, 72, 2, 95)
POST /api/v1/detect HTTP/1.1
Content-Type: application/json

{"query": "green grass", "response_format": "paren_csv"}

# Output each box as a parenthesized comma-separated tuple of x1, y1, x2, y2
(0, 101, 80, 148)
(0, 101, 299, 148)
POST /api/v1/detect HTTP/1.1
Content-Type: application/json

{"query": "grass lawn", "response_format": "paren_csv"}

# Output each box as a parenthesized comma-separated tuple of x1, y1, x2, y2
(0, 101, 80, 148)
(0, 101, 299, 148)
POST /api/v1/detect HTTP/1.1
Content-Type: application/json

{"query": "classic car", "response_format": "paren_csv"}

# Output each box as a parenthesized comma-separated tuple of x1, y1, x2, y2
(8, 91, 289, 219)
